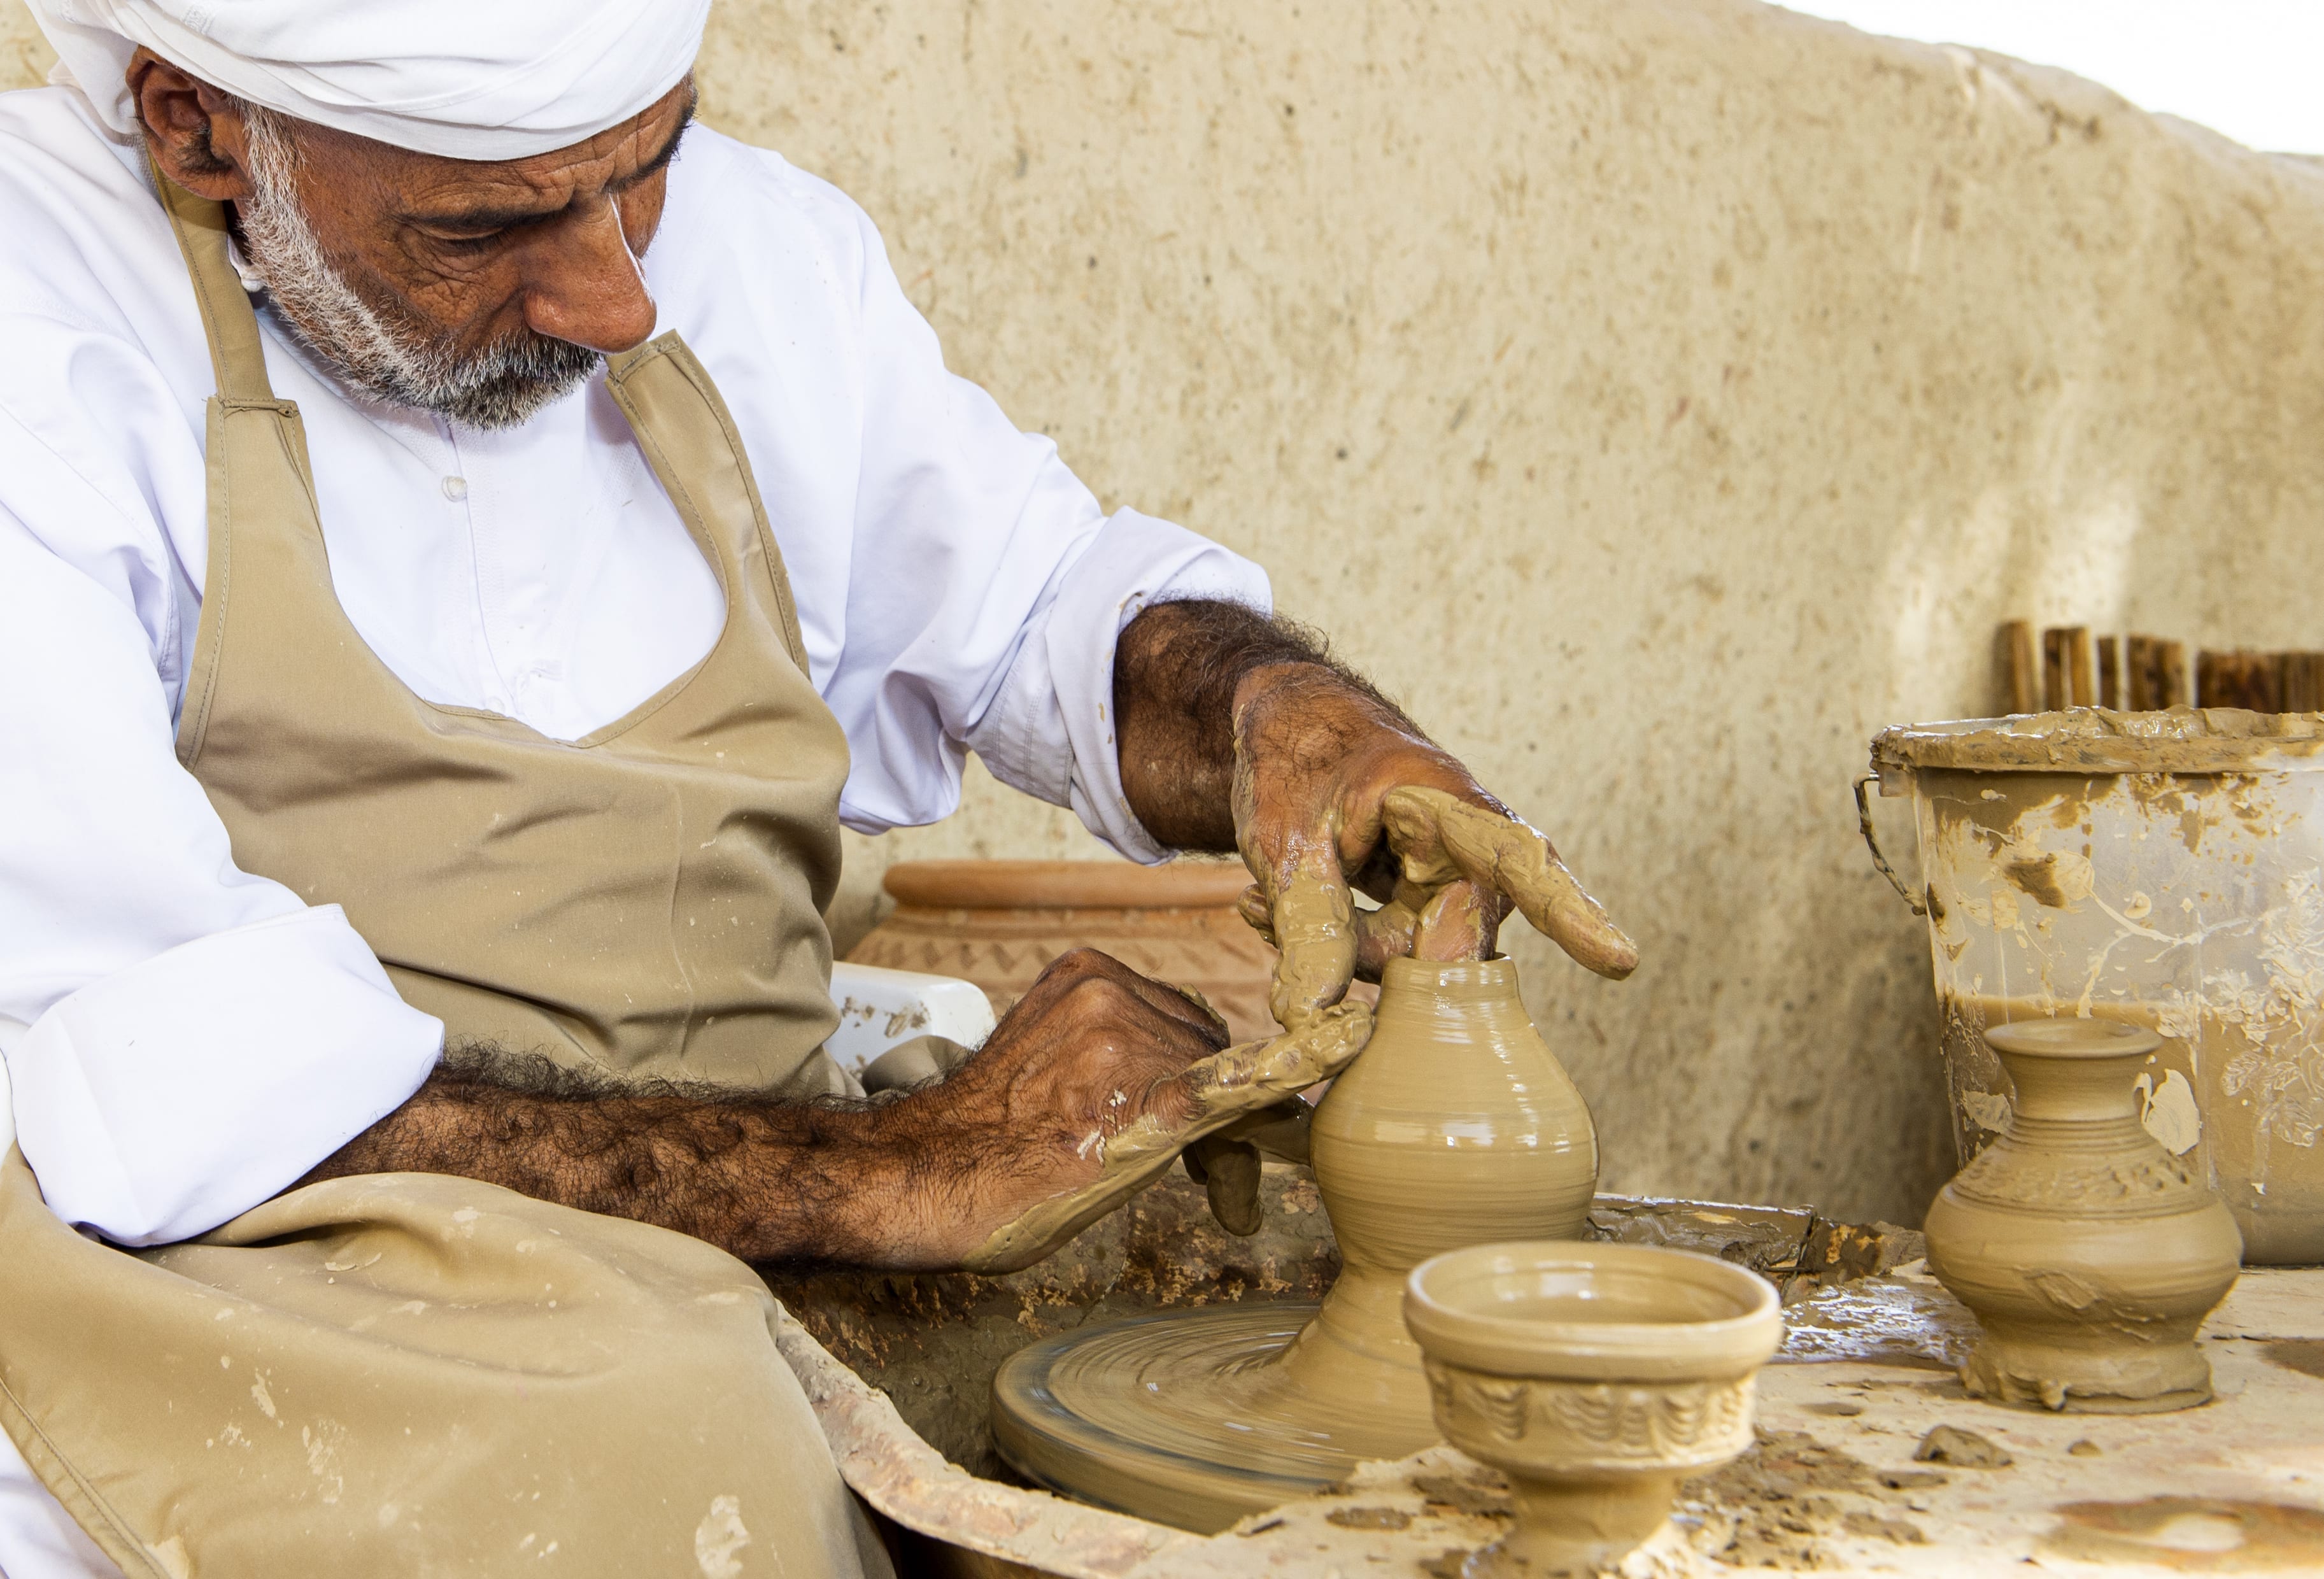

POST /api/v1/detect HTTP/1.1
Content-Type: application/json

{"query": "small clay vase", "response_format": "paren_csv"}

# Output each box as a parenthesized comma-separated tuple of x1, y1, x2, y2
(1272, 957, 1599, 1454)
(1924, 1017, 2243, 1413)
(1405, 1242, 1782, 1578)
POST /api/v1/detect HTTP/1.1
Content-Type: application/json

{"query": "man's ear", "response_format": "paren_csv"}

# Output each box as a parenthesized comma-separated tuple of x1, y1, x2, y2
(126, 45, 260, 202)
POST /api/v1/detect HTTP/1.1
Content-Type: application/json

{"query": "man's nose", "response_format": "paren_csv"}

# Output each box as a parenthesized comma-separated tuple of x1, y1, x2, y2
(520, 199, 656, 355)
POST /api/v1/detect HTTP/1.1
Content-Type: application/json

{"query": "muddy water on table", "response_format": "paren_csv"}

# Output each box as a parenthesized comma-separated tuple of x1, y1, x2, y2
(1942, 993, 2324, 1264)
(2043, 1497, 2324, 1570)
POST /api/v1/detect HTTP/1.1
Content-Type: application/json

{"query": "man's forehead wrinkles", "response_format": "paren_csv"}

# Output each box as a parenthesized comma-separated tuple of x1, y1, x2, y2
(394, 99, 692, 228)
(402, 170, 609, 228)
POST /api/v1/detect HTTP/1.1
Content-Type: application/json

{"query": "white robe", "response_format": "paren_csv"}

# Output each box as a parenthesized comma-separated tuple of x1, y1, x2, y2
(0, 85, 1268, 1577)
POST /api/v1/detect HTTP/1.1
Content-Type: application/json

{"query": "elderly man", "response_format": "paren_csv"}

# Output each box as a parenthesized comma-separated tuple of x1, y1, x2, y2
(0, 2, 1635, 1575)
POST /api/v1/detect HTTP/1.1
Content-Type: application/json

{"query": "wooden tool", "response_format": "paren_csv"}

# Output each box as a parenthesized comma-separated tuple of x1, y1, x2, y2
(2197, 650, 2283, 712)
(1995, 625, 2324, 714)
(2126, 636, 2189, 710)
(1999, 621, 2039, 714)
(2043, 627, 2095, 709)
(2283, 653, 2324, 713)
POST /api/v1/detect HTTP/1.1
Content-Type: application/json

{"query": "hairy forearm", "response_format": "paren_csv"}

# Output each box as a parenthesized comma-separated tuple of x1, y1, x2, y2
(301, 1065, 949, 1268)
(1114, 600, 1402, 850)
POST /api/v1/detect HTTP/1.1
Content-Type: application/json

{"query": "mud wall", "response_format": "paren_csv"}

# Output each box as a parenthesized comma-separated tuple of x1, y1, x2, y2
(13, 0, 2324, 1220)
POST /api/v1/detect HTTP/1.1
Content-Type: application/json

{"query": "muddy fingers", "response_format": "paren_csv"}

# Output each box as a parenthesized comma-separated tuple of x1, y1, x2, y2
(1382, 786, 1638, 980)
(960, 1003, 1373, 1273)
(1244, 880, 1419, 982)
(1263, 857, 1356, 1029)
(1408, 879, 1506, 962)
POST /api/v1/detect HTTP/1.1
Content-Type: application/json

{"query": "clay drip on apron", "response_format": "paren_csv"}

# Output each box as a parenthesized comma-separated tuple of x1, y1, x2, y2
(1924, 1017, 2243, 1413)
(990, 955, 1598, 1533)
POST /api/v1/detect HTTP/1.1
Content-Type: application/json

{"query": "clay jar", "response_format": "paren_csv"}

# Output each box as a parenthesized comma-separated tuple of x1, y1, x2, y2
(1405, 1242, 1782, 1578)
(1924, 1017, 2243, 1413)
(1274, 956, 1599, 1451)
(844, 859, 1280, 1042)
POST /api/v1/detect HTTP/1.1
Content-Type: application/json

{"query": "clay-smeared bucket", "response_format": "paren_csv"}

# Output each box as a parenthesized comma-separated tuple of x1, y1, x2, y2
(1863, 710, 2324, 1264)
(1404, 1242, 1782, 1577)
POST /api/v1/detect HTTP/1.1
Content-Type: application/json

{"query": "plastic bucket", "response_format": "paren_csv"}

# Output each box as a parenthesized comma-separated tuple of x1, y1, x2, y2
(1862, 709, 2324, 1265)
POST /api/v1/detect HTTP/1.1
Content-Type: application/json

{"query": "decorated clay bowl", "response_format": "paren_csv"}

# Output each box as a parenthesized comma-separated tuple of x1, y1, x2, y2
(1404, 1242, 1783, 1578)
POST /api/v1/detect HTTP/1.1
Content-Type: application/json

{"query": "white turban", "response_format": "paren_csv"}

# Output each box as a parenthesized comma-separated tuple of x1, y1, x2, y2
(29, 0, 709, 160)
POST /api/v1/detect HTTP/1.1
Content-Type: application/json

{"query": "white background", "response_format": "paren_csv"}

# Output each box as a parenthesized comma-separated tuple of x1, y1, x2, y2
(1776, 3, 2324, 155)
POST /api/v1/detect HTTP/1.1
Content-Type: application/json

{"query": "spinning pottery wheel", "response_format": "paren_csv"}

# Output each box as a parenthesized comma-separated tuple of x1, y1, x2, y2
(991, 956, 1600, 1533)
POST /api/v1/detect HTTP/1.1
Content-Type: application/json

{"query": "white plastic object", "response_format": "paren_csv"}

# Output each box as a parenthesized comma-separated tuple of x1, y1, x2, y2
(825, 961, 996, 1079)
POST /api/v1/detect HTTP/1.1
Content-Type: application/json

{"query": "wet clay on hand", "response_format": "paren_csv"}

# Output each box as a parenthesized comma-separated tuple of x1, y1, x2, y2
(1257, 842, 1359, 1028)
(962, 1003, 1373, 1273)
(1227, 658, 1638, 1028)
(1235, 870, 1471, 1000)
(1407, 876, 1501, 961)
(1378, 787, 1636, 978)
(1924, 1017, 2242, 1413)
(1250, 788, 1637, 1031)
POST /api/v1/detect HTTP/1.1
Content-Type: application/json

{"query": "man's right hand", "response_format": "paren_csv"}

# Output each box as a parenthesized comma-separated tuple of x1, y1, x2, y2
(302, 947, 1369, 1273)
(900, 949, 1370, 1273)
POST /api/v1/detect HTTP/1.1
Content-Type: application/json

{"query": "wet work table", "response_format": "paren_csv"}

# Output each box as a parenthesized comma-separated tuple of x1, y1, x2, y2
(764, 1182, 2324, 1577)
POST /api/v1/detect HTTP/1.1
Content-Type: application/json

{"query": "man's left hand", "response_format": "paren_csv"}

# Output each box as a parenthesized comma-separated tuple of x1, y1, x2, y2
(1227, 663, 1638, 1029)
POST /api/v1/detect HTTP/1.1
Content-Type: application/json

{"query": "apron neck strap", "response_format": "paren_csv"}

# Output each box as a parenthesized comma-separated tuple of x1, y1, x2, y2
(149, 152, 280, 405)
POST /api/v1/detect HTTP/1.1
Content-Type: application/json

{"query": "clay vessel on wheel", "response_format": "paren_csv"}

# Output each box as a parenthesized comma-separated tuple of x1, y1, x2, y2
(1277, 954, 1603, 1450)
(988, 952, 1601, 1531)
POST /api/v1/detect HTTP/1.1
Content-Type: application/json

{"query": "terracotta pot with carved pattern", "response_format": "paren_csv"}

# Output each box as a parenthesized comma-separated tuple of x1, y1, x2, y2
(1924, 1017, 2243, 1413)
(844, 859, 1280, 1042)
(1404, 1242, 1782, 1579)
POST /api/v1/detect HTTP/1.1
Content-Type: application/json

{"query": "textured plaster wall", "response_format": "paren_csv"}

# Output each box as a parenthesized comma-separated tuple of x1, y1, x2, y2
(11, 1, 2324, 1222)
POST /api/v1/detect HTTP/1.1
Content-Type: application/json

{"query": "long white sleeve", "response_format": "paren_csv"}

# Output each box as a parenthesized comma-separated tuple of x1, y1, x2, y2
(970, 509, 1273, 862)
(683, 164, 1273, 854)
(0, 492, 441, 1246)
(6, 912, 441, 1248)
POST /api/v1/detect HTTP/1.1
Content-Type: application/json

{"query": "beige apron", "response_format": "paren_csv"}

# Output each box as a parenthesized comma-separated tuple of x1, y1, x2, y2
(171, 173, 852, 1097)
(0, 172, 891, 1578)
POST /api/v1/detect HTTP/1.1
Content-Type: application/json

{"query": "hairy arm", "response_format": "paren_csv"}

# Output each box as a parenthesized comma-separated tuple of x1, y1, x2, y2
(299, 949, 1259, 1271)
(302, 1066, 946, 1267)
(1113, 598, 1410, 853)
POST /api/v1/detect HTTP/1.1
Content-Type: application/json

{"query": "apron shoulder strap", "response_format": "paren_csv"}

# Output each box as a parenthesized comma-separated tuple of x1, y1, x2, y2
(148, 154, 280, 406)
(144, 154, 810, 678)
(607, 334, 812, 671)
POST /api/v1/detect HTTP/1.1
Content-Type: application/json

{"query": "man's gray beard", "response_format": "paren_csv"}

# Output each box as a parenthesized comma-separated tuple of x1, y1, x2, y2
(234, 108, 602, 430)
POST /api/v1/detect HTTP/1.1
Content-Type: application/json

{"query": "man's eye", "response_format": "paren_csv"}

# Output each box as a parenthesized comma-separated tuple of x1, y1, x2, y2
(426, 229, 506, 255)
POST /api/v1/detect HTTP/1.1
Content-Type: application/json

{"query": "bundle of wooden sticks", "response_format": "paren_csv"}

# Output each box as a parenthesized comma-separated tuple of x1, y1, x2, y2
(1998, 622, 2324, 715)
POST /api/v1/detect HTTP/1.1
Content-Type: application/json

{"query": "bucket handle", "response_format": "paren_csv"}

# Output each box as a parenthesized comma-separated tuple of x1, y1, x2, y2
(1853, 771, 1927, 917)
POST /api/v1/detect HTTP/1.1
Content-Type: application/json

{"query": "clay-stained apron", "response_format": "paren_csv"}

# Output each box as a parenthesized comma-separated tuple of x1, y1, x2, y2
(0, 168, 887, 1578)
